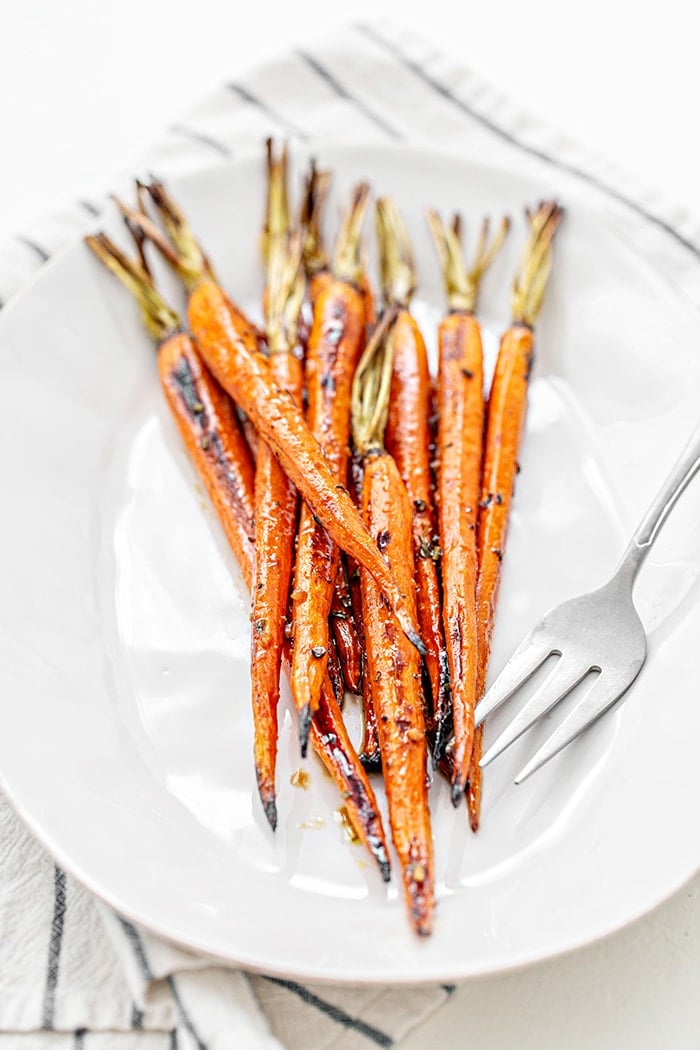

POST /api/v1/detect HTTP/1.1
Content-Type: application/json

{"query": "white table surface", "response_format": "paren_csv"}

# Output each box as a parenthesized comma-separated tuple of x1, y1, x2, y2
(2, 1, 699, 1046)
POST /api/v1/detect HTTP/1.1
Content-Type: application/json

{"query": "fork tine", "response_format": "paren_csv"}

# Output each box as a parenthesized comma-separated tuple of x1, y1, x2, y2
(479, 659, 590, 768)
(474, 625, 552, 726)
(513, 664, 643, 784)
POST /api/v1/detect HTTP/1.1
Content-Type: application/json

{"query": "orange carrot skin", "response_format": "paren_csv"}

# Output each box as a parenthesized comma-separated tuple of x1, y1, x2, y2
(291, 278, 366, 746)
(360, 450, 434, 935)
(251, 349, 303, 829)
(238, 411, 259, 463)
(437, 312, 484, 802)
(309, 269, 332, 306)
(187, 281, 420, 653)
(359, 273, 376, 327)
(468, 323, 533, 829)
(329, 560, 363, 694)
(156, 329, 390, 875)
(386, 310, 450, 758)
(157, 333, 255, 585)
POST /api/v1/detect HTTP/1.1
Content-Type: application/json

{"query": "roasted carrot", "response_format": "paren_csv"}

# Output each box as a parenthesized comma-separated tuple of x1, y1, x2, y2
(290, 183, 371, 753)
(467, 202, 564, 830)
(85, 230, 391, 881)
(347, 452, 382, 771)
(377, 198, 451, 762)
(353, 308, 435, 935)
(299, 162, 364, 700)
(127, 180, 425, 664)
(250, 143, 305, 830)
(428, 210, 509, 805)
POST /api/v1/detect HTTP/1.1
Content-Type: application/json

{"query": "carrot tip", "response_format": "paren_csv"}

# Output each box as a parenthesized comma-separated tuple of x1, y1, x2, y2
(256, 772, 278, 831)
(377, 854, 392, 884)
(263, 797, 278, 832)
(359, 751, 382, 774)
(431, 721, 450, 768)
(298, 703, 312, 757)
(451, 781, 466, 807)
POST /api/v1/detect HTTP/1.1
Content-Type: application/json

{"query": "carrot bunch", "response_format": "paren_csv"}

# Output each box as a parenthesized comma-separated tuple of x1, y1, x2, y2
(86, 140, 563, 936)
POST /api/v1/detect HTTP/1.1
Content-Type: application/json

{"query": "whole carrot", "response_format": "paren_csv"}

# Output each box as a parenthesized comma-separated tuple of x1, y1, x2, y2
(347, 452, 382, 772)
(428, 210, 509, 804)
(467, 202, 564, 830)
(377, 198, 451, 762)
(299, 162, 364, 700)
(291, 183, 371, 752)
(353, 309, 435, 936)
(128, 179, 425, 665)
(250, 143, 305, 830)
(85, 230, 391, 881)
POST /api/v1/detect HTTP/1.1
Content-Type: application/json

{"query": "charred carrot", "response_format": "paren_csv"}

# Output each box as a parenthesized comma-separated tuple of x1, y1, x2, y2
(347, 452, 382, 771)
(467, 202, 564, 830)
(250, 143, 305, 830)
(86, 230, 391, 881)
(299, 163, 364, 701)
(353, 309, 435, 935)
(290, 183, 371, 753)
(428, 210, 509, 804)
(377, 198, 451, 761)
(128, 180, 425, 666)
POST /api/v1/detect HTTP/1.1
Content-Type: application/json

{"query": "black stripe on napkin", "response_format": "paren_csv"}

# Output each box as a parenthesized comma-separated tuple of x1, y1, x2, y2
(41, 865, 67, 1029)
(296, 50, 401, 141)
(358, 23, 700, 260)
(79, 199, 101, 217)
(167, 975, 209, 1050)
(170, 1031, 179, 1050)
(263, 976, 393, 1047)
(116, 916, 154, 980)
(131, 1002, 145, 1029)
(17, 236, 51, 263)
(73, 1028, 87, 1049)
(228, 83, 307, 139)
(170, 124, 232, 158)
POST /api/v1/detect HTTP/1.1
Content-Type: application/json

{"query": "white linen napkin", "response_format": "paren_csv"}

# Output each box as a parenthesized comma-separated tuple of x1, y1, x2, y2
(2, 20, 700, 1050)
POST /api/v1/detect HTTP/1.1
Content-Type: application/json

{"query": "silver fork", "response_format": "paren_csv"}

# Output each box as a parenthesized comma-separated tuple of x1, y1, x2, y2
(474, 425, 700, 784)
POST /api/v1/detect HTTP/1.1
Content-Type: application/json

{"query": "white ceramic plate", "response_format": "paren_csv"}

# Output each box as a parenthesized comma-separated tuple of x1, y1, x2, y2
(1, 144, 700, 984)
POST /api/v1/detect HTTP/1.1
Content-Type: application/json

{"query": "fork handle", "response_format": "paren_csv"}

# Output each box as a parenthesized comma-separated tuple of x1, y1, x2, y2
(616, 424, 700, 584)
